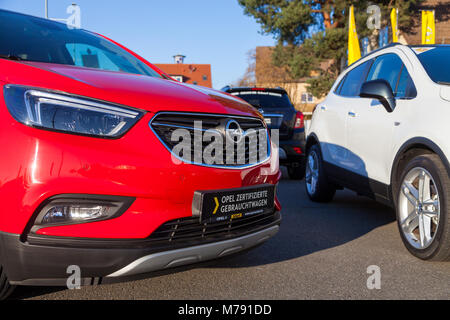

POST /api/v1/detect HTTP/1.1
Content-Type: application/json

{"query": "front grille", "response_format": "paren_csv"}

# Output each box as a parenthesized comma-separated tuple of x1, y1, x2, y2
(148, 210, 280, 244)
(150, 112, 270, 168)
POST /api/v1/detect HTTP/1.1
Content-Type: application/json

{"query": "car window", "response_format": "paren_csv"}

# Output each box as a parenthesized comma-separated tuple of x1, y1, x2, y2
(339, 60, 373, 97)
(414, 46, 450, 84)
(366, 54, 403, 93)
(334, 76, 346, 94)
(66, 43, 119, 71)
(231, 91, 293, 109)
(396, 65, 417, 99)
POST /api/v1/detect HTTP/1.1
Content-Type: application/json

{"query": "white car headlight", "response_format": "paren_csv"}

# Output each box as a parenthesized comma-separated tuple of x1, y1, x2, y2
(3, 85, 145, 138)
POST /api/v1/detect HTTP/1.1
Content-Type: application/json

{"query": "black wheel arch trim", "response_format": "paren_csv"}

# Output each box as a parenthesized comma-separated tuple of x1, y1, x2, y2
(392, 137, 450, 179)
(306, 132, 320, 152)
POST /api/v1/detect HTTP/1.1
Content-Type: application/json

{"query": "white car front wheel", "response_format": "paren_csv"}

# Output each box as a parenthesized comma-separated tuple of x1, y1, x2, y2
(396, 154, 450, 261)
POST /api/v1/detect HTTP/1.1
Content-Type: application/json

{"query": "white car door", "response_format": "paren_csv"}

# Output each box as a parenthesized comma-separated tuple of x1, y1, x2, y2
(316, 92, 349, 169)
(346, 53, 417, 191)
(319, 60, 374, 172)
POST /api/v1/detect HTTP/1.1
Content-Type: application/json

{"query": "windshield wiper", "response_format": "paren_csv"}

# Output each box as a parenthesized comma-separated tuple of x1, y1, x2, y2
(438, 81, 450, 86)
(0, 54, 23, 61)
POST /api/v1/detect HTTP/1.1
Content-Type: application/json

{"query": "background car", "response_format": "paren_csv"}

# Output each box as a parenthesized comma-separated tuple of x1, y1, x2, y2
(306, 43, 450, 261)
(222, 86, 306, 179)
(0, 9, 281, 299)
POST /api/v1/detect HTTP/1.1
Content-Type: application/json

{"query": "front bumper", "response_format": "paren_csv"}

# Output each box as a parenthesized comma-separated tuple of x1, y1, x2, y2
(0, 212, 280, 286)
(108, 225, 279, 278)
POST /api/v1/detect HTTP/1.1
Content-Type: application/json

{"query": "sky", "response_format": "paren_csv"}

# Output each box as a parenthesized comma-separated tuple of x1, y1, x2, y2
(0, 0, 276, 89)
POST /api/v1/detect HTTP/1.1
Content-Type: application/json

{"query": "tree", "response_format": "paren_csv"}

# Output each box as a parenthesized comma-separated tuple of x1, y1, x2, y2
(238, 0, 424, 98)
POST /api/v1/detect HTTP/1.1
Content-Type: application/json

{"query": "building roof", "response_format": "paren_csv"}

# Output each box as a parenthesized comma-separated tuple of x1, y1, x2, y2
(154, 63, 212, 88)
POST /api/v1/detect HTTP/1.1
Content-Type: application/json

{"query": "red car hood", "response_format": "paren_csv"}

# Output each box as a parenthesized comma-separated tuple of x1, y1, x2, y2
(0, 60, 259, 117)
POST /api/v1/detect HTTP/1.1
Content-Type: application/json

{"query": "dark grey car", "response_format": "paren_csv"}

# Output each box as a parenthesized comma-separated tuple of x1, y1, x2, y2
(222, 86, 306, 179)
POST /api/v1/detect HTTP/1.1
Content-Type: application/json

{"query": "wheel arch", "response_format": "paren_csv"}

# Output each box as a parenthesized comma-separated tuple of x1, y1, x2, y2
(390, 137, 450, 205)
(306, 132, 319, 153)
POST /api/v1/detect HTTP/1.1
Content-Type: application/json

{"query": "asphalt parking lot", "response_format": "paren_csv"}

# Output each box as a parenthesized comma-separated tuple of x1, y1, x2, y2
(11, 168, 450, 300)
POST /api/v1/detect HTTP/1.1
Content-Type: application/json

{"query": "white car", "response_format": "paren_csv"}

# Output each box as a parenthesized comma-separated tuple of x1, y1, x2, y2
(306, 44, 450, 261)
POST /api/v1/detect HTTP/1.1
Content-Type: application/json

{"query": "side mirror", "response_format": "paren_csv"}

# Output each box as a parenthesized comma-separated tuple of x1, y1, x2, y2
(359, 79, 396, 113)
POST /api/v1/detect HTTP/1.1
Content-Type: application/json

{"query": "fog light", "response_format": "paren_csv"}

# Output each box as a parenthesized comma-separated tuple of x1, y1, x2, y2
(31, 195, 135, 231)
(42, 204, 115, 224)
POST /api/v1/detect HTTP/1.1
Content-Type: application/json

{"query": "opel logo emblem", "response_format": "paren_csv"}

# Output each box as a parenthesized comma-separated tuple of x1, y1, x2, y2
(225, 119, 244, 144)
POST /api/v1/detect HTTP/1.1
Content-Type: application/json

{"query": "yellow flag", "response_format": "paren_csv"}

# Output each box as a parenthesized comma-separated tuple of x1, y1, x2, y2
(391, 8, 398, 43)
(422, 10, 435, 44)
(348, 5, 361, 65)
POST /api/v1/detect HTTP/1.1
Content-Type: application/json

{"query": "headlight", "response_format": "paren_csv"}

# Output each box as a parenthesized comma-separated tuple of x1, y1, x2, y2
(31, 195, 135, 231)
(3, 85, 144, 138)
(41, 204, 115, 225)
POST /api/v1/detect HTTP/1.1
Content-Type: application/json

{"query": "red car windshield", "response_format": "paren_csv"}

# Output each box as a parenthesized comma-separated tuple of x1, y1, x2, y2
(0, 9, 162, 78)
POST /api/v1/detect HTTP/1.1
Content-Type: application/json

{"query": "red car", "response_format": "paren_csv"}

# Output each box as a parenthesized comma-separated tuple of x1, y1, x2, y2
(0, 10, 281, 299)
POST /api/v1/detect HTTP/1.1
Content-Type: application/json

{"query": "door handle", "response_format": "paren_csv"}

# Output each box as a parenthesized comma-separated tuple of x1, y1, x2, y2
(348, 111, 357, 117)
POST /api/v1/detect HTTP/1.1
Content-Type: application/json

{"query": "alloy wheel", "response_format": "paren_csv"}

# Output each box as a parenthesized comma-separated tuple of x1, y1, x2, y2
(306, 151, 319, 195)
(398, 167, 440, 249)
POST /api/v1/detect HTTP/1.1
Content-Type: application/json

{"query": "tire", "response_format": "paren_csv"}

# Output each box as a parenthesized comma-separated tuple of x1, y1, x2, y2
(287, 162, 305, 180)
(304, 144, 336, 202)
(0, 265, 15, 300)
(396, 154, 450, 261)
